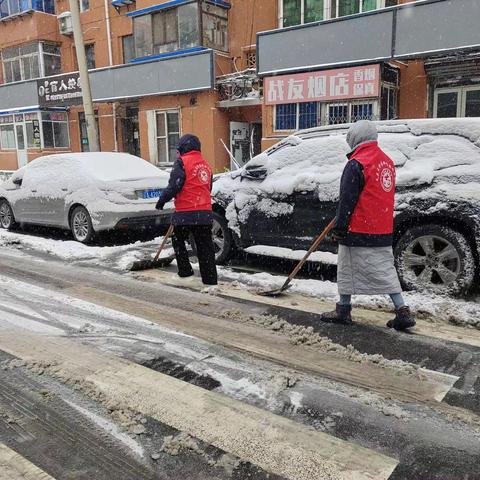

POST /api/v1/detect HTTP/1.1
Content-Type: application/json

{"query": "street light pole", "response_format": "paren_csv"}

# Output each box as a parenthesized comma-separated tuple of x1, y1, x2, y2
(68, 0, 100, 152)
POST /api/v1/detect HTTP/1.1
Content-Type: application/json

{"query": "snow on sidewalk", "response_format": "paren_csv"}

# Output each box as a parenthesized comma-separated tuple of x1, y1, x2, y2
(218, 267, 480, 330)
(0, 229, 171, 270)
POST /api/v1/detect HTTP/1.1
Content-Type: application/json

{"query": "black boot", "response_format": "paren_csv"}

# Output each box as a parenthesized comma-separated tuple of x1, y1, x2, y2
(320, 303, 353, 325)
(387, 306, 416, 331)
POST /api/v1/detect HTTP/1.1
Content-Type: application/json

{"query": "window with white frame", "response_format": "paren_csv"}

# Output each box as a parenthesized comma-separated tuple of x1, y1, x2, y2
(434, 86, 480, 118)
(0, 111, 69, 150)
(1, 42, 61, 83)
(0, 116, 15, 149)
(279, 0, 397, 27)
(156, 110, 180, 165)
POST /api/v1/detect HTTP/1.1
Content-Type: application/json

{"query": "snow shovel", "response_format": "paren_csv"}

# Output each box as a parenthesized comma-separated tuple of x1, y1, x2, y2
(257, 217, 336, 297)
(130, 224, 175, 271)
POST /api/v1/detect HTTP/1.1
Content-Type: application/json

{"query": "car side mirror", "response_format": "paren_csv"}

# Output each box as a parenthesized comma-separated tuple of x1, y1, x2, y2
(13, 178, 22, 187)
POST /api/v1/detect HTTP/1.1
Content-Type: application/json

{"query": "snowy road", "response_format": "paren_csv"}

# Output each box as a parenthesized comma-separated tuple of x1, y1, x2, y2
(0, 239, 479, 479)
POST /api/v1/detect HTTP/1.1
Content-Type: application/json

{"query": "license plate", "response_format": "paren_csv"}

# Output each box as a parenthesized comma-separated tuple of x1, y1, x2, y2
(142, 189, 162, 199)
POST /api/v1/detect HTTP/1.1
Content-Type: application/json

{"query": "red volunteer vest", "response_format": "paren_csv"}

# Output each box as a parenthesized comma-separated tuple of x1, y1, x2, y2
(174, 150, 213, 212)
(348, 141, 395, 235)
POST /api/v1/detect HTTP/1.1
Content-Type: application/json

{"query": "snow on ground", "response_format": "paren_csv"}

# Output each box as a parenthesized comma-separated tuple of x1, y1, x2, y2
(0, 229, 172, 271)
(245, 245, 337, 265)
(217, 267, 480, 330)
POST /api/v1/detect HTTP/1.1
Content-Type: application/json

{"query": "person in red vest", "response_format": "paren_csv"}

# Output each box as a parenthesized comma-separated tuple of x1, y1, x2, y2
(155, 134, 217, 285)
(321, 120, 415, 331)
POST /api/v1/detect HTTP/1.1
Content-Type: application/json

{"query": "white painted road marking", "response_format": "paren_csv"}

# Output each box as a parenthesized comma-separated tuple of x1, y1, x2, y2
(0, 327, 399, 480)
(0, 443, 56, 480)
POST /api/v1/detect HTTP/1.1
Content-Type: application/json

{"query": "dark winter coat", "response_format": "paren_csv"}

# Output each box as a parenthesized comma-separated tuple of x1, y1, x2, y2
(156, 139, 213, 226)
(334, 121, 394, 247)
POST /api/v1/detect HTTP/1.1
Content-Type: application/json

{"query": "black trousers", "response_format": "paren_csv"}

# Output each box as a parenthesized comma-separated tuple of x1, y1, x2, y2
(172, 225, 218, 285)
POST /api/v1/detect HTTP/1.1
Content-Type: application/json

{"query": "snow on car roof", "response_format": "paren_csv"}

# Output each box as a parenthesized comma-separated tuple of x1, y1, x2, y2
(31, 152, 168, 182)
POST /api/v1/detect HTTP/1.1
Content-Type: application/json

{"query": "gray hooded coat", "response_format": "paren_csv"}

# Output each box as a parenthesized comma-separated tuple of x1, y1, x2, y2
(335, 121, 402, 295)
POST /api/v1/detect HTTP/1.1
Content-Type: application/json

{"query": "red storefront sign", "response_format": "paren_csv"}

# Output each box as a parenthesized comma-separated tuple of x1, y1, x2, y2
(265, 64, 381, 105)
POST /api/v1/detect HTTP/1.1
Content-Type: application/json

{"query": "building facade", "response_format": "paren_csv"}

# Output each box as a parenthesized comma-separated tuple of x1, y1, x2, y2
(0, 0, 479, 174)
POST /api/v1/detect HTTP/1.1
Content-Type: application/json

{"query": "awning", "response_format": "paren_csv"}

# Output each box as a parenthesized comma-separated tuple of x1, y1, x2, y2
(0, 106, 67, 116)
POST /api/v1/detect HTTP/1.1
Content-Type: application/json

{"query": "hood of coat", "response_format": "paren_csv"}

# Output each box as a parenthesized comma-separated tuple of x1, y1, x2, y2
(346, 120, 378, 150)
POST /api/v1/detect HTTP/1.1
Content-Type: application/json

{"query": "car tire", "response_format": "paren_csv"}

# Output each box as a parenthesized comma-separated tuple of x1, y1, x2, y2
(0, 200, 17, 230)
(70, 206, 95, 244)
(394, 224, 475, 295)
(212, 211, 234, 265)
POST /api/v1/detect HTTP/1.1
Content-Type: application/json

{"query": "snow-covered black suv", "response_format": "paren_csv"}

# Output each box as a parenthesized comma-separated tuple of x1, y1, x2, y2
(212, 119, 480, 295)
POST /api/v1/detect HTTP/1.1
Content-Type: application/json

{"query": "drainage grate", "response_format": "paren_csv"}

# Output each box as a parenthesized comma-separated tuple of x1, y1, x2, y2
(142, 357, 221, 391)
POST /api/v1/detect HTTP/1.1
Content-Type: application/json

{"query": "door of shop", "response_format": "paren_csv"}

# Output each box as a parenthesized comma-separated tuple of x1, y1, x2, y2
(15, 124, 28, 168)
(434, 86, 480, 118)
(122, 107, 140, 157)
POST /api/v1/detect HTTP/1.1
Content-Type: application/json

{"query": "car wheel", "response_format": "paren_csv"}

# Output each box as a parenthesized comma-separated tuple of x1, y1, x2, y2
(394, 224, 475, 295)
(70, 206, 94, 244)
(212, 211, 233, 264)
(0, 200, 17, 230)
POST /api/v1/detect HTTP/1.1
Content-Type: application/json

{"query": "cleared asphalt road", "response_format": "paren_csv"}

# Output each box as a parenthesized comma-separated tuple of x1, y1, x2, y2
(0, 248, 479, 480)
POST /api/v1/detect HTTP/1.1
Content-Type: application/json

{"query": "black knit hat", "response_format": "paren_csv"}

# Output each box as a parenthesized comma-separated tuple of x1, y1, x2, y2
(177, 134, 201, 155)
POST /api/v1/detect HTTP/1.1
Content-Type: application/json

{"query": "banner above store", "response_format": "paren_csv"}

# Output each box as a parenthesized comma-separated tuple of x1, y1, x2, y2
(265, 64, 380, 105)
(37, 72, 83, 107)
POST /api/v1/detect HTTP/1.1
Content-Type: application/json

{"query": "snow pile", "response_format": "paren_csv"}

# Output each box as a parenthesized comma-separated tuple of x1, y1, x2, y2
(245, 245, 337, 265)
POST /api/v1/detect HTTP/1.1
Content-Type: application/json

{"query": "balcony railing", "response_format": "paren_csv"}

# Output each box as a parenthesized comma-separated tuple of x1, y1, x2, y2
(0, 0, 54, 20)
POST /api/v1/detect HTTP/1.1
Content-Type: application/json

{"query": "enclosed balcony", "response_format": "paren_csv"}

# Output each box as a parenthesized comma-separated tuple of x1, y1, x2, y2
(128, 0, 230, 62)
(0, 0, 54, 20)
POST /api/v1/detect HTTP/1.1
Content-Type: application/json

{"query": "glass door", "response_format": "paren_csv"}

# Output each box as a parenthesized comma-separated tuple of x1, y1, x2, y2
(15, 123, 28, 168)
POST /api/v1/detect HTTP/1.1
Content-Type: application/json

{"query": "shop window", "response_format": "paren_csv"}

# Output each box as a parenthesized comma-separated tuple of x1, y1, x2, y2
(0, 111, 66, 150)
(122, 35, 135, 63)
(275, 103, 318, 131)
(85, 44, 96, 69)
(434, 86, 480, 119)
(42, 111, 69, 149)
(0, 118, 15, 149)
(327, 103, 349, 124)
(156, 110, 180, 165)
(1, 42, 60, 83)
(275, 103, 298, 130)
(0, 0, 55, 18)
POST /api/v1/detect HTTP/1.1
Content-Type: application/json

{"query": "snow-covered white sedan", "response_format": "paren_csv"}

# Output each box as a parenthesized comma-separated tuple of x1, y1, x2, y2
(0, 153, 172, 243)
(212, 118, 480, 295)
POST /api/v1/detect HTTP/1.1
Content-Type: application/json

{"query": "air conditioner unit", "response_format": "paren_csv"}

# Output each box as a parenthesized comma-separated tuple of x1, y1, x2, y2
(58, 11, 73, 35)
